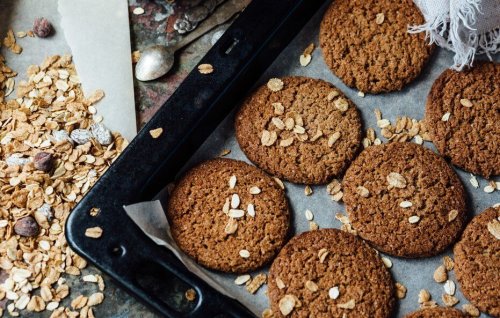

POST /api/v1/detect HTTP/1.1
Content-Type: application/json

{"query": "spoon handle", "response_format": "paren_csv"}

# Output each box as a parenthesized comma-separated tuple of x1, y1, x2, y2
(172, 0, 250, 52)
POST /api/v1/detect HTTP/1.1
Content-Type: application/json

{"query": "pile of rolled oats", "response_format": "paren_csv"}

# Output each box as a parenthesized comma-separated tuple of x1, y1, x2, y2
(0, 52, 128, 317)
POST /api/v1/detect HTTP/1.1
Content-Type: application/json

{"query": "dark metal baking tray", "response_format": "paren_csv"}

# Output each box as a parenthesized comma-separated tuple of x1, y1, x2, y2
(65, 0, 329, 317)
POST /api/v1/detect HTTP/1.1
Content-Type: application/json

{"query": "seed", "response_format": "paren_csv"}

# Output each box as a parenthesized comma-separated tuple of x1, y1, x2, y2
(328, 286, 339, 299)
(305, 209, 313, 221)
(400, 201, 413, 208)
(239, 249, 250, 258)
(231, 194, 240, 209)
(356, 186, 369, 198)
(234, 275, 251, 285)
(375, 13, 385, 24)
(381, 257, 392, 268)
(85, 227, 103, 239)
(247, 204, 255, 217)
(434, 265, 447, 283)
(460, 98, 473, 107)
(228, 209, 245, 218)
(408, 215, 420, 224)
(299, 54, 311, 66)
(448, 210, 458, 222)
(334, 98, 349, 112)
(229, 175, 237, 189)
(224, 218, 238, 234)
(444, 280, 456, 295)
(395, 282, 407, 299)
(328, 132, 341, 147)
(198, 63, 214, 74)
(304, 280, 318, 292)
(249, 186, 261, 194)
(337, 299, 355, 309)
(149, 128, 163, 139)
(276, 277, 285, 289)
(387, 172, 407, 188)
(418, 289, 431, 303)
(267, 78, 284, 92)
(278, 295, 296, 316)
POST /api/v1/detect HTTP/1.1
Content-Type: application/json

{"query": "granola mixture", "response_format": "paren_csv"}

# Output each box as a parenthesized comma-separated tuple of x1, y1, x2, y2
(0, 50, 127, 317)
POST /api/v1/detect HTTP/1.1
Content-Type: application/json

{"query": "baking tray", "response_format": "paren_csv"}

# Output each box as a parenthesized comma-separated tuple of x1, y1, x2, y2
(65, 0, 329, 317)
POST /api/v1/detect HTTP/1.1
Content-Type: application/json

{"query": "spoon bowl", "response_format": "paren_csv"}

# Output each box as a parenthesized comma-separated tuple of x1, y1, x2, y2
(135, 45, 175, 81)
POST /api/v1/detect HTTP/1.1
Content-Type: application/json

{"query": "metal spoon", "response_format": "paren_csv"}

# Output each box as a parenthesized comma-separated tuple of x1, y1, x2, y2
(135, 0, 248, 82)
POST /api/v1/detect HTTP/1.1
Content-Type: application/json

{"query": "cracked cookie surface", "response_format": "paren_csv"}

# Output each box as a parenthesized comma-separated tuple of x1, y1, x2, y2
(425, 62, 500, 178)
(319, 0, 433, 93)
(268, 229, 395, 318)
(167, 158, 290, 273)
(235, 76, 362, 185)
(454, 206, 500, 317)
(343, 142, 467, 257)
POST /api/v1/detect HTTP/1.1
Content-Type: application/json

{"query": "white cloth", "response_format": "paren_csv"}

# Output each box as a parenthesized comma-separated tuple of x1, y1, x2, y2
(409, 0, 500, 70)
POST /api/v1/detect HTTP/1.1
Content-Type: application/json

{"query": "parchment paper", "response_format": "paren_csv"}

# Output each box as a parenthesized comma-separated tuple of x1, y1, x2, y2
(0, 0, 137, 141)
(125, 4, 499, 317)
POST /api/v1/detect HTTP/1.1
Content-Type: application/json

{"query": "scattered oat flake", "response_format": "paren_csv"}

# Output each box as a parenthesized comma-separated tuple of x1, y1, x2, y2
(133, 7, 145, 15)
(334, 98, 349, 112)
(418, 289, 431, 304)
(299, 54, 311, 66)
(309, 221, 319, 231)
(235, 274, 251, 285)
(443, 256, 454, 271)
(85, 227, 103, 239)
(149, 127, 163, 138)
(387, 172, 407, 189)
(357, 91, 365, 97)
(376, 13, 385, 24)
(304, 185, 313, 196)
(249, 186, 261, 195)
(198, 63, 214, 74)
(408, 215, 420, 224)
(381, 257, 392, 268)
(328, 132, 341, 147)
(395, 282, 407, 299)
(337, 299, 355, 309)
(448, 210, 459, 222)
(185, 288, 196, 301)
(262, 308, 273, 318)
(484, 184, 495, 193)
(400, 201, 413, 208)
(434, 265, 447, 283)
(279, 295, 296, 316)
(220, 149, 231, 156)
(305, 209, 314, 221)
(444, 280, 456, 295)
(442, 294, 459, 307)
(273, 177, 285, 189)
(276, 277, 286, 289)
(239, 249, 250, 258)
(460, 98, 473, 107)
(441, 112, 451, 121)
(469, 174, 479, 188)
(318, 248, 329, 263)
(487, 219, 500, 239)
(267, 78, 284, 92)
(462, 304, 480, 317)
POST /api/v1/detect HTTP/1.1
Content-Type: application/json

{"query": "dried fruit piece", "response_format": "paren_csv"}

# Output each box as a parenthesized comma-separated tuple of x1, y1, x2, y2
(34, 152, 54, 172)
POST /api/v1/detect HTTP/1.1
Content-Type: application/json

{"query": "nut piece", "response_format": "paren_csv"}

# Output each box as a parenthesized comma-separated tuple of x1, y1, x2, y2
(328, 286, 339, 299)
(395, 282, 407, 299)
(84, 227, 103, 239)
(387, 172, 407, 189)
(441, 112, 451, 121)
(279, 295, 296, 316)
(433, 265, 447, 283)
(418, 289, 431, 303)
(198, 63, 214, 74)
(14, 216, 40, 237)
(34, 152, 53, 172)
(267, 78, 284, 92)
(33, 17, 53, 38)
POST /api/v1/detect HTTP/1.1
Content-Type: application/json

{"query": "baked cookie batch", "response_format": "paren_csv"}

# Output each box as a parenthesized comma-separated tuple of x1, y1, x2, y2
(166, 0, 499, 317)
